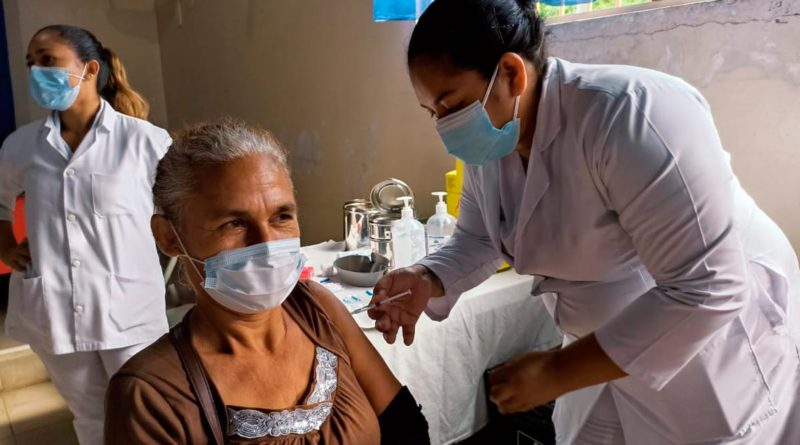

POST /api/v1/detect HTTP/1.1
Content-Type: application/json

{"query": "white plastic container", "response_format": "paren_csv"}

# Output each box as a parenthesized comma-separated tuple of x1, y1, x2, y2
(391, 196, 427, 268)
(426, 192, 457, 255)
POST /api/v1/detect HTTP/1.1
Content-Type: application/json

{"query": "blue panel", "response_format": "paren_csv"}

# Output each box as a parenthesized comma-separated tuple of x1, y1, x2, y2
(0, 1, 15, 143)
(373, 0, 432, 22)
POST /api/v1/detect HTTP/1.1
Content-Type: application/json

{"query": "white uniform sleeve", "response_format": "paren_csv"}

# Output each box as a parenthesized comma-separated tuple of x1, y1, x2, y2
(417, 167, 503, 321)
(0, 137, 24, 222)
(158, 130, 172, 158)
(592, 85, 748, 390)
(147, 128, 172, 188)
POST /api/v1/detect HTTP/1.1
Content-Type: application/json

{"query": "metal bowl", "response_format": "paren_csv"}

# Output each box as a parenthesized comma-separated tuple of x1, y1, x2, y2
(334, 253, 390, 288)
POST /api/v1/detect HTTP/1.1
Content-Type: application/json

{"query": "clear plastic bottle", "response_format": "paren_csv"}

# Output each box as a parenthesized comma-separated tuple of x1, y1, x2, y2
(391, 197, 427, 268)
(426, 192, 457, 255)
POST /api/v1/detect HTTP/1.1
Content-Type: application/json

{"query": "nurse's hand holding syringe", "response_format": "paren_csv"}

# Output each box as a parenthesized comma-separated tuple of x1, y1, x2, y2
(367, 265, 445, 345)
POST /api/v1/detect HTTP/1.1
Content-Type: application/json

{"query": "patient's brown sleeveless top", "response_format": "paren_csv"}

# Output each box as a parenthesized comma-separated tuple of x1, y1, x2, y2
(105, 281, 381, 444)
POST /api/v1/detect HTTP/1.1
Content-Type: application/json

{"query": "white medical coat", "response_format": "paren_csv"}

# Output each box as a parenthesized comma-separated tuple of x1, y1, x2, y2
(0, 100, 170, 354)
(419, 58, 800, 443)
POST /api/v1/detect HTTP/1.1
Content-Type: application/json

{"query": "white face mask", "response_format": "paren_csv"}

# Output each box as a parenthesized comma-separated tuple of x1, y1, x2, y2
(170, 223, 306, 314)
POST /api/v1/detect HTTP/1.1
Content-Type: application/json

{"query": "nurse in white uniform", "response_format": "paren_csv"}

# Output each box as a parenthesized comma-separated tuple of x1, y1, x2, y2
(0, 25, 169, 444)
(369, 0, 800, 443)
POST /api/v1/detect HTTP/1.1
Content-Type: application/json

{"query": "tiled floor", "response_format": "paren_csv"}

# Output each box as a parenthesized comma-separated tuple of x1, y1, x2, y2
(0, 307, 78, 444)
(0, 299, 189, 445)
(0, 314, 22, 350)
(0, 382, 77, 445)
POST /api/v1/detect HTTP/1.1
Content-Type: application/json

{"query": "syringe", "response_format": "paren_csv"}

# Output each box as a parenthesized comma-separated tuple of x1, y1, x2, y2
(350, 290, 412, 315)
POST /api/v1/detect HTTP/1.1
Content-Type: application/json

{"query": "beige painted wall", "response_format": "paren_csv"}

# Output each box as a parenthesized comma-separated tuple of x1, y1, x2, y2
(2, 0, 169, 127)
(547, 0, 800, 251)
(153, 0, 799, 250)
(153, 0, 451, 245)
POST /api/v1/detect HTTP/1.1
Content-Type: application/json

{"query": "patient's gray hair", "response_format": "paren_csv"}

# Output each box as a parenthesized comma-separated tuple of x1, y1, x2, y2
(153, 117, 290, 221)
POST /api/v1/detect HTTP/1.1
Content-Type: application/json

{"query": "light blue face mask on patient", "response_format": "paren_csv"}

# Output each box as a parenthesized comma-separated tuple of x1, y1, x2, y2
(435, 64, 521, 166)
(170, 222, 306, 314)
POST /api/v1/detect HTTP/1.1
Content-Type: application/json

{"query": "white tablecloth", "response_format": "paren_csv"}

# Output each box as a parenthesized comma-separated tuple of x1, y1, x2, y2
(304, 242, 563, 444)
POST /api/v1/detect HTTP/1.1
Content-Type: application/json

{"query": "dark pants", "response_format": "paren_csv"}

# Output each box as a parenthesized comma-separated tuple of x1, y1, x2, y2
(0, 273, 9, 313)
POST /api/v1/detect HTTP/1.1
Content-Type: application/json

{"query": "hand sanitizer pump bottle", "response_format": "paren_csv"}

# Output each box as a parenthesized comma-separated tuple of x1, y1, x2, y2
(391, 196, 427, 268)
(426, 192, 457, 255)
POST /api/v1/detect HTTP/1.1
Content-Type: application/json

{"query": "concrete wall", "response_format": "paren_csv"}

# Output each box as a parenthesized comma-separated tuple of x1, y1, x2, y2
(153, 0, 451, 245)
(152, 0, 799, 249)
(2, 0, 169, 127)
(547, 0, 800, 250)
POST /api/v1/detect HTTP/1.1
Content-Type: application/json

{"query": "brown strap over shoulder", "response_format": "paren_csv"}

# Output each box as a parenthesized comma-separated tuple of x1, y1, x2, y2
(169, 320, 226, 445)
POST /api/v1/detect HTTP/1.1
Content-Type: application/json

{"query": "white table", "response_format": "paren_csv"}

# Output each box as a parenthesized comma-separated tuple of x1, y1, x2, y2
(304, 242, 563, 444)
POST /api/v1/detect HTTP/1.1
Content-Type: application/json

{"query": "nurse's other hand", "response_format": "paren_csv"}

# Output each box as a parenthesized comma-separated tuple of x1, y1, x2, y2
(489, 350, 563, 415)
(0, 239, 31, 272)
(369, 265, 443, 346)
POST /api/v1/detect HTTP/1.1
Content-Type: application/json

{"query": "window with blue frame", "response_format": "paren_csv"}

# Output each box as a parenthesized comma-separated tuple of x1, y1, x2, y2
(539, 0, 651, 18)
(540, 0, 595, 4)
(373, 0, 652, 21)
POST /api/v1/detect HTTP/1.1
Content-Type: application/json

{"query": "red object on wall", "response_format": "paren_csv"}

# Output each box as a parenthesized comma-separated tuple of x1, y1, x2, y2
(0, 196, 26, 275)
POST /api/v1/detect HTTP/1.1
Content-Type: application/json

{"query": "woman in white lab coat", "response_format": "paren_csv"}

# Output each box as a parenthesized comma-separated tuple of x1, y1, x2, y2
(0, 25, 169, 444)
(369, 0, 800, 443)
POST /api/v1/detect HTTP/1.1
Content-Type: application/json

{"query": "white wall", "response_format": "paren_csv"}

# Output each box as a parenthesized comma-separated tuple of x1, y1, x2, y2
(547, 0, 800, 250)
(153, 0, 452, 244)
(2, 0, 169, 127)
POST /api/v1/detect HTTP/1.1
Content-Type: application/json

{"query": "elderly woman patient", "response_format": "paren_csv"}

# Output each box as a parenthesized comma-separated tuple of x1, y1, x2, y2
(104, 119, 430, 444)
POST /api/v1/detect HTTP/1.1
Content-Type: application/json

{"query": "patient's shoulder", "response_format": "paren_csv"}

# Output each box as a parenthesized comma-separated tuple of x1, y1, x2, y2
(112, 334, 190, 396)
(106, 334, 203, 443)
(288, 280, 362, 358)
(296, 280, 356, 331)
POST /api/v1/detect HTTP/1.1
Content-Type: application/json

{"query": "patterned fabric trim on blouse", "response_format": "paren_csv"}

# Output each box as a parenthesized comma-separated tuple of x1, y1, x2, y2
(227, 347, 338, 439)
(306, 348, 337, 404)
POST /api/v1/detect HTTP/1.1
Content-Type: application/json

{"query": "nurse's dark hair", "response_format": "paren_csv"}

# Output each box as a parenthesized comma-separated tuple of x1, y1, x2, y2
(407, 0, 547, 78)
(33, 24, 149, 120)
(153, 117, 291, 222)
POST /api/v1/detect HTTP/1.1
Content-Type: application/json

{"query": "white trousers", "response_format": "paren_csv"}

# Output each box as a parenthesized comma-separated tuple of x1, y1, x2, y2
(33, 343, 150, 445)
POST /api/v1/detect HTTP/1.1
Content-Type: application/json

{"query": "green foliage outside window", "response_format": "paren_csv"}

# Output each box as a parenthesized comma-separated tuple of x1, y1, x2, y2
(538, 0, 651, 18)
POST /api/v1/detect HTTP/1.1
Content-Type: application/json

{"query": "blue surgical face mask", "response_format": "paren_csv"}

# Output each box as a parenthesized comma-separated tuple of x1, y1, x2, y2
(28, 64, 87, 111)
(435, 64, 521, 166)
(170, 223, 306, 314)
